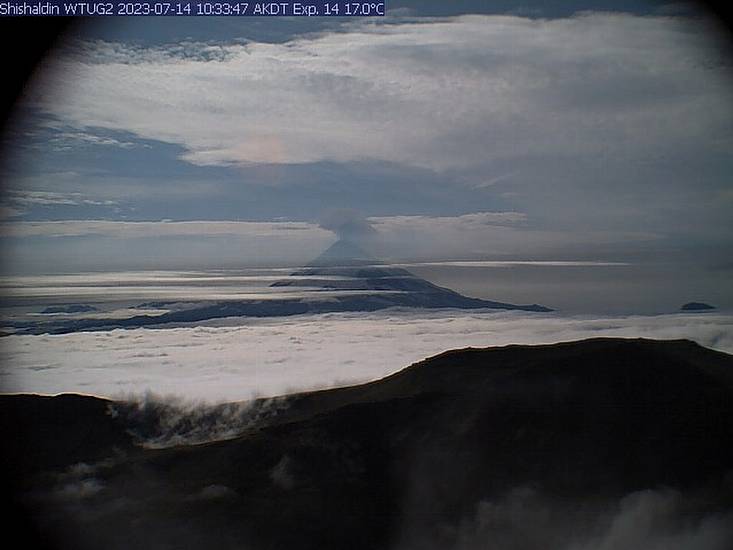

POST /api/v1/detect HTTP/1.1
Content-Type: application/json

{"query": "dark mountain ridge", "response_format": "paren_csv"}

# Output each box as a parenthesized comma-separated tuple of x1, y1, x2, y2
(3, 338, 733, 549)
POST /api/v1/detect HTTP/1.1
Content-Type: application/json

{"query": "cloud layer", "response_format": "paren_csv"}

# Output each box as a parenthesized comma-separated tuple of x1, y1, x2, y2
(0, 211, 660, 273)
(0, 219, 325, 239)
(2, 309, 731, 401)
(33, 14, 733, 175)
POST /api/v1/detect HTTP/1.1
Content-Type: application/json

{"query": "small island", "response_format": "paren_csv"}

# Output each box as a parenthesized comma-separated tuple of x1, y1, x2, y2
(680, 302, 716, 312)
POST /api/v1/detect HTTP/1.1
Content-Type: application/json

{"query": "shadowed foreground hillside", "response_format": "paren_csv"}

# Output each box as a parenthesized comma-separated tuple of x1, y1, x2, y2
(3, 338, 733, 549)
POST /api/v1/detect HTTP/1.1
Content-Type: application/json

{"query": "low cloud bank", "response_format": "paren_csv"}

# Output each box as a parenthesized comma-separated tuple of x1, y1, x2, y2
(108, 391, 290, 448)
(2, 310, 732, 401)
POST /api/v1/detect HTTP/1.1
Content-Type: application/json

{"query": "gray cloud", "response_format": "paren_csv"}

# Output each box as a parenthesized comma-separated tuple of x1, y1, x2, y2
(192, 484, 239, 501)
(397, 486, 733, 550)
(0, 205, 25, 220)
(269, 456, 296, 490)
(0, 219, 325, 239)
(0, 212, 664, 274)
(572, 489, 733, 550)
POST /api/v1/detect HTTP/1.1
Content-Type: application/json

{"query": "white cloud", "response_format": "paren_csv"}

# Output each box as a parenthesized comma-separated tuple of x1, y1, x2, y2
(29, 13, 733, 174)
(46, 130, 143, 151)
(7, 190, 118, 207)
(112, 391, 289, 448)
(2, 309, 731, 401)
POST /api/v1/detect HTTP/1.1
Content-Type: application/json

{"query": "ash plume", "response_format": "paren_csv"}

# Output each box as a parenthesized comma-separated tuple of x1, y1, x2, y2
(318, 209, 377, 243)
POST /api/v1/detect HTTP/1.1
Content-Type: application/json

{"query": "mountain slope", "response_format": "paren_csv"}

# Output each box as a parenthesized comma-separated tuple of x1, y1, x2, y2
(4, 338, 733, 549)
(271, 239, 552, 312)
(307, 239, 377, 267)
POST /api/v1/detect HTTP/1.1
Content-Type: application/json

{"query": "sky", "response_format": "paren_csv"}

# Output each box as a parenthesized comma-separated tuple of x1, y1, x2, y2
(0, 1, 732, 310)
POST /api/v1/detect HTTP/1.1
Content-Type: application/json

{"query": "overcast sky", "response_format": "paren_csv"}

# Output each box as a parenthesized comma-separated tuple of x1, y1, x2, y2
(1, 1, 732, 280)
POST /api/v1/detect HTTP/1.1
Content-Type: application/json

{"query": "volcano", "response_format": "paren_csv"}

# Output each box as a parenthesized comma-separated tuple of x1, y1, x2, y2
(270, 239, 552, 312)
(307, 239, 377, 267)
(14, 240, 550, 335)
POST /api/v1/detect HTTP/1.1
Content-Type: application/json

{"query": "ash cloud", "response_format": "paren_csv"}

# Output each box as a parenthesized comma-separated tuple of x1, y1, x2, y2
(318, 209, 377, 243)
